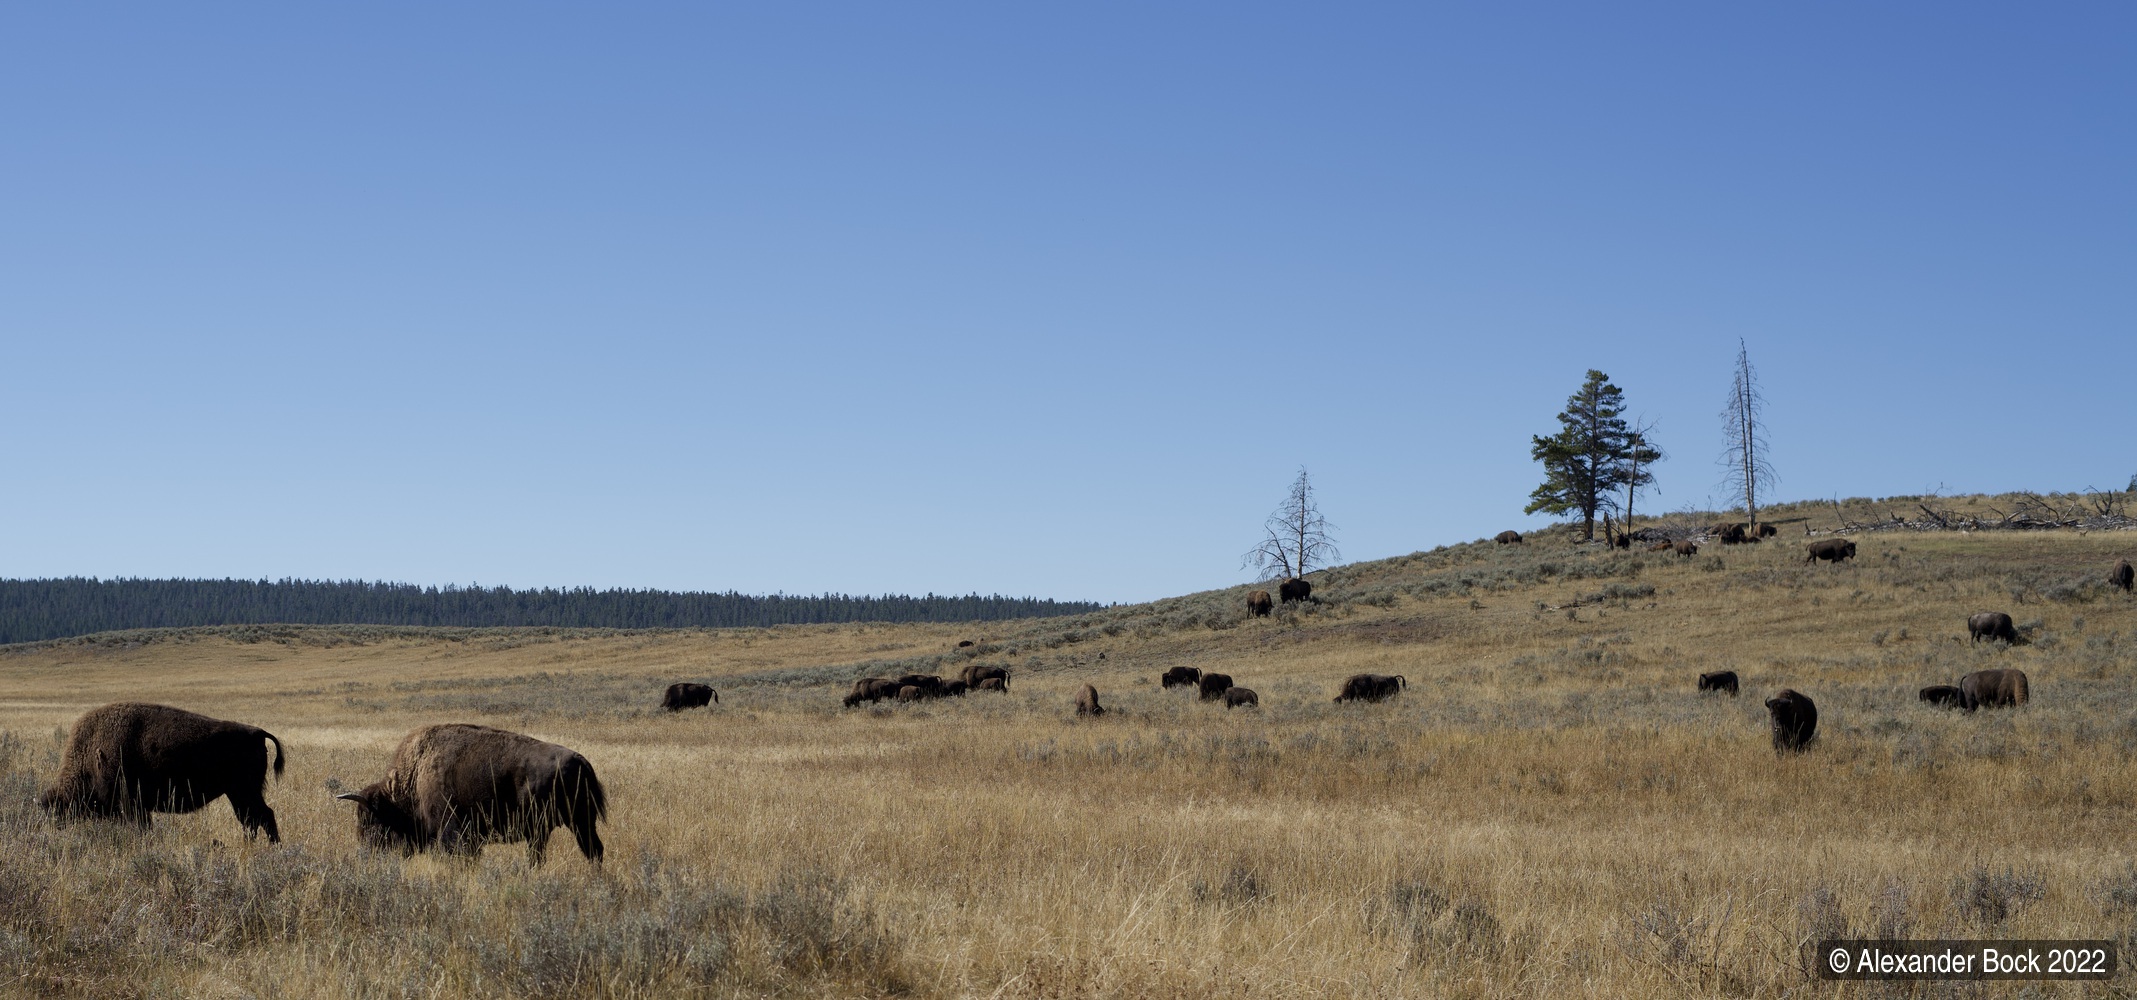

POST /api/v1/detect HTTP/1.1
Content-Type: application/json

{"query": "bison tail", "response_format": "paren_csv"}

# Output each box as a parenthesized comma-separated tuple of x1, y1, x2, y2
(1395, 675, 1407, 690)
(711, 689, 720, 705)
(263, 730, 286, 780)
(567, 755, 609, 823)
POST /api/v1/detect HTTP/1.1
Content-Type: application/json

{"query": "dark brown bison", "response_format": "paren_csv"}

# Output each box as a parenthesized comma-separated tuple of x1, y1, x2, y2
(661, 683, 718, 711)
(1333, 673, 1405, 703)
(1696, 671, 1738, 696)
(1673, 540, 1699, 558)
(1278, 578, 1312, 603)
(1222, 687, 1259, 709)
(1495, 530, 1523, 545)
(40, 703, 286, 842)
(1968, 612, 2018, 644)
(1805, 538, 1856, 564)
(977, 677, 1008, 693)
(1719, 524, 1750, 545)
(336, 723, 606, 866)
(1959, 668, 2029, 709)
(957, 639, 975, 648)
(896, 685, 924, 702)
(1160, 666, 1202, 690)
(941, 679, 969, 697)
(2113, 559, 2134, 594)
(843, 677, 902, 707)
(1647, 540, 1674, 552)
(1198, 673, 1235, 701)
(1246, 590, 1273, 617)
(959, 664, 1009, 690)
(1765, 689, 1818, 754)
(1756, 523, 1778, 538)
(1918, 685, 1969, 710)
(1076, 684, 1105, 717)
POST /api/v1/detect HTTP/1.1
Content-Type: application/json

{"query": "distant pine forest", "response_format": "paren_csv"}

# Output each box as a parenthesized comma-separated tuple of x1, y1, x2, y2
(0, 578, 1106, 645)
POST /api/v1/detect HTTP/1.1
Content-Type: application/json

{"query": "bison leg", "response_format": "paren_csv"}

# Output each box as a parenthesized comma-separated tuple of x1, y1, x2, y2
(228, 790, 281, 844)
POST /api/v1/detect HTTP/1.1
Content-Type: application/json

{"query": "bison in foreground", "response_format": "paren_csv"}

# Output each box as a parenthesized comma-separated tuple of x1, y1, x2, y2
(2113, 559, 2134, 594)
(337, 724, 607, 866)
(1222, 687, 1259, 709)
(661, 683, 718, 711)
(1160, 666, 1202, 690)
(1959, 668, 2029, 709)
(41, 702, 286, 843)
(1765, 689, 1817, 754)
(1805, 539, 1856, 564)
(1918, 685, 1969, 710)
(1246, 590, 1273, 617)
(1696, 671, 1738, 696)
(1198, 673, 1235, 702)
(1334, 673, 1405, 703)
(1278, 578, 1312, 603)
(1968, 612, 2018, 644)
(1076, 684, 1105, 717)
(1495, 530, 1523, 545)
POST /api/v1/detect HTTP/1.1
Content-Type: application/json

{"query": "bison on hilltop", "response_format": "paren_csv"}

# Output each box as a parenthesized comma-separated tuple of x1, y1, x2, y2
(2113, 559, 2134, 594)
(1246, 590, 1274, 617)
(1076, 684, 1105, 717)
(1918, 685, 1970, 710)
(1334, 673, 1405, 703)
(1968, 612, 2018, 644)
(661, 683, 718, 712)
(1495, 530, 1523, 545)
(1673, 540, 1699, 558)
(1765, 689, 1818, 754)
(40, 702, 286, 843)
(1278, 578, 1312, 603)
(1160, 666, 1202, 690)
(1756, 523, 1778, 538)
(1959, 668, 2029, 709)
(1198, 673, 1235, 702)
(1696, 671, 1738, 696)
(1222, 687, 1259, 709)
(1805, 539, 1856, 564)
(336, 723, 607, 866)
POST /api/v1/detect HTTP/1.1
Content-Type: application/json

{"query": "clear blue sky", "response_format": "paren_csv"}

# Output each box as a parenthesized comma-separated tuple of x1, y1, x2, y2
(4, 4, 2131, 604)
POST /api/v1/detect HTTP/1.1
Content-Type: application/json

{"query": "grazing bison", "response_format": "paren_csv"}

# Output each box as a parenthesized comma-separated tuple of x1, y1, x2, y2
(1959, 668, 2029, 709)
(959, 664, 1009, 690)
(2113, 559, 2134, 594)
(896, 685, 924, 702)
(957, 639, 975, 648)
(844, 677, 902, 707)
(1246, 590, 1274, 617)
(1222, 687, 1259, 709)
(337, 724, 606, 866)
(1805, 538, 1856, 564)
(1968, 612, 2018, 644)
(1918, 685, 1970, 710)
(1333, 673, 1405, 703)
(1765, 689, 1818, 754)
(1278, 578, 1312, 603)
(40, 702, 286, 842)
(1495, 530, 1523, 545)
(1647, 540, 1674, 552)
(941, 679, 969, 697)
(1673, 540, 1699, 558)
(1719, 524, 1750, 545)
(661, 683, 718, 711)
(1756, 523, 1778, 538)
(976, 677, 1008, 693)
(1076, 684, 1105, 717)
(1696, 671, 1739, 696)
(1198, 673, 1235, 702)
(1160, 666, 1202, 690)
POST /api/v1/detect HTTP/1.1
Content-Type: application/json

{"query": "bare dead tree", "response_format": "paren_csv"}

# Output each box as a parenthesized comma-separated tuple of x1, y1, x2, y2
(1242, 467, 1340, 582)
(1614, 418, 1664, 538)
(1719, 340, 1776, 529)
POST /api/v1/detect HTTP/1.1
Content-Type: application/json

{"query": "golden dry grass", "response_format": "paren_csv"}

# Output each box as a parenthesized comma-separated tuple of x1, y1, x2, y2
(4, 524, 2137, 997)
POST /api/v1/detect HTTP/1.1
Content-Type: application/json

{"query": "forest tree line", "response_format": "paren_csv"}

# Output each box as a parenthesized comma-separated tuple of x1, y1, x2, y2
(0, 577, 1105, 644)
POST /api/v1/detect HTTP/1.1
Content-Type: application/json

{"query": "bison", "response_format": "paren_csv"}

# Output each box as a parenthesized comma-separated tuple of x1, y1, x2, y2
(1918, 685, 1970, 710)
(661, 682, 718, 711)
(1246, 590, 1273, 617)
(959, 664, 1009, 690)
(1756, 523, 1778, 538)
(1719, 524, 1749, 545)
(941, 679, 969, 697)
(1959, 668, 2029, 709)
(1968, 612, 2018, 644)
(2113, 559, 2134, 594)
(957, 639, 975, 648)
(1765, 689, 1818, 754)
(1076, 684, 1105, 717)
(1646, 540, 1674, 552)
(1333, 673, 1405, 703)
(40, 702, 286, 843)
(1198, 672, 1235, 701)
(976, 677, 1008, 693)
(1222, 687, 1259, 709)
(1696, 671, 1738, 696)
(336, 724, 606, 866)
(1160, 666, 1202, 690)
(1673, 540, 1699, 558)
(843, 677, 902, 707)
(1278, 578, 1312, 603)
(1805, 539, 1856, 564)
(896, 685, 925, 702)
(1495, 530, 1523, 545)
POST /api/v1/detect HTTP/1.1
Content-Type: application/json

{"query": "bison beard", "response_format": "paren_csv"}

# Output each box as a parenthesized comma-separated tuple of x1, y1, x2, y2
(40, 702, 286, 843)
(1246, 590, 1273, 617)
(337, 724, 607, 867)
(1765, 689, 1817, 754)
(1696, 671, 1738, 696)
(661, 683, 718, 711)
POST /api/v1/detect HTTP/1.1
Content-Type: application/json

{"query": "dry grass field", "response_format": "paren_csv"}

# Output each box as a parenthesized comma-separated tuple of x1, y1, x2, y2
(5, 509, 2137, 998)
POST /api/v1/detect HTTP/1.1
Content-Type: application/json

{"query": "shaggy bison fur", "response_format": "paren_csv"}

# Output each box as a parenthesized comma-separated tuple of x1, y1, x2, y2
(976, 677, 1008, 693)
(1333, 673, 1405, 703)
(1278, 578, 1312, 603)
(1765, 689, 1818, 754)
(336, 723, 607, 866)
(2113, 559, 2134, 594)
(1805, 539, 1856, 564)
(1696, 671, 1738, 696)
(959, 664, 1009, 690)
(1959, 668, 2029, 709)
(1918, 685, 1970, 710)
(40, 703, 286, 842)
(1673, 540, 1699, 558)
(1756, 523, 1778, 538)
(1246, 590, 1273, 617)
(1076, 684, 1105, 717)
(1968, 612, 2018, 644)
(1198, 673, 1235, 702)
(661, 683, 718, 711)
(1495, 530, 1523, 545)
(1222, 687, 1259, 709)
(1160, 666, 1202, 690)
(844, 677, 903, 707)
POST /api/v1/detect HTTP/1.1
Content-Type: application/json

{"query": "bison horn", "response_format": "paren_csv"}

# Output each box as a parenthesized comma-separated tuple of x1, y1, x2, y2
(334, 792, 365, 802)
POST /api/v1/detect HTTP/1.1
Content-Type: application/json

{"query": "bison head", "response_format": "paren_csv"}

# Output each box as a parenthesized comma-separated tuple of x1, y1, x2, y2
(336, 786, 422, 855)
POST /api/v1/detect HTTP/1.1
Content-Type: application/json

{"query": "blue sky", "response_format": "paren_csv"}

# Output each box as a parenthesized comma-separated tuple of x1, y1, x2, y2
(3, 4, 2131, 603)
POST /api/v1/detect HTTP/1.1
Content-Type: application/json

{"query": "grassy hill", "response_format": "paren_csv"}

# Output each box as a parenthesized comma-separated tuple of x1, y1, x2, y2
(1, 497, 2134, 997)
